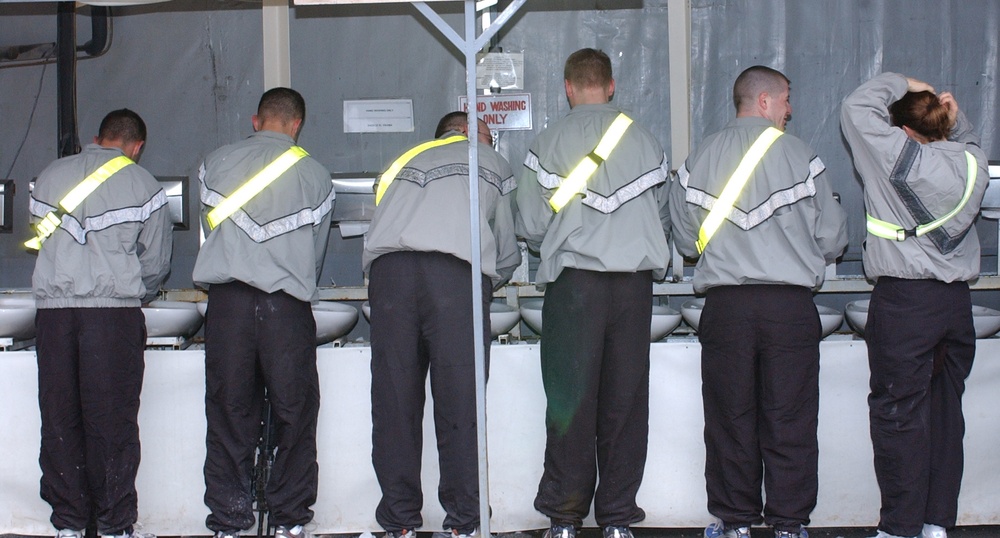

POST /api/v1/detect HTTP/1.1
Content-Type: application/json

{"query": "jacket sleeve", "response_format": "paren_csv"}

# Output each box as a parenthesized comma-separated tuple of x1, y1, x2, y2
(514, 149, 553, 253)
(656, 154, 672, 246)
(668, 162, 702, 259)
(810, 166, 849, 263)
(840, 72, 910, 185)
(313, 173, 335, 285)
(138, 186, 174, 303)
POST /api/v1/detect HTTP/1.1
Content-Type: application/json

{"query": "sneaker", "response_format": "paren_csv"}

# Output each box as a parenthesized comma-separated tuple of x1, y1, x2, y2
(775, 527, 808, 538)
(102, 528, 155, 538)
(603, 526, 633, 538)
(275, 526, 309, 538)
(705, 522, 751, 538)
(56, 529, 83, 538)
(386, 530, 418, 538)
(544, 524, 576, 538)
(922, 525, 946, 538)
(213, 532, 240, 538)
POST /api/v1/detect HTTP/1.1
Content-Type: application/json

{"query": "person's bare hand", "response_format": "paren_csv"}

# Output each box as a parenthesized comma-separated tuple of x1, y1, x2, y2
(938, 91, 959, 128)
(905, 77, 935, 94)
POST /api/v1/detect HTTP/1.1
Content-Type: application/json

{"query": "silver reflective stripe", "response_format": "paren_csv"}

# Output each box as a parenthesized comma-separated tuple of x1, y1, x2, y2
(684, 156, 823, 231)
(396, 162, 515, 195)
(55, 190, 169, 245)
(28, 197, 58, 219)
(582, 158, 669, 214)
(201, 184, 335, 243)
(527, 152, 669, 214)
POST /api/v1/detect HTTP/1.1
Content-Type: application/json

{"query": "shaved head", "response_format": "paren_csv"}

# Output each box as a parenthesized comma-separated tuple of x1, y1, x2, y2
(733, 65, 790, 112)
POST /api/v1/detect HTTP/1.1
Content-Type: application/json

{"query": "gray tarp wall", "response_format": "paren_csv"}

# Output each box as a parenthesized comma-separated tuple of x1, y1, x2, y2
(1, 0, 998, 301)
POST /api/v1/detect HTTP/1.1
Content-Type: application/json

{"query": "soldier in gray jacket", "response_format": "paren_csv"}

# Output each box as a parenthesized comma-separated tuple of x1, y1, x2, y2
(193, 88, 334, 538)
(29, 108, 173, 538)
(363, 112, 519, 538)
(841, 73, 989, 538)
(516, 48, 670, 538)
(670, 66, 847, 538)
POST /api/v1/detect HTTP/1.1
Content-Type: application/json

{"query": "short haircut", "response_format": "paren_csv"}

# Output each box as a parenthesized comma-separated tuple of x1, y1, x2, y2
(733, 65, 790, 111)
(257, 87, 306, 124)
(97, 108, 146, 144)
(435, 111, 469, 138)
(889, 91, 951, 142)
(564, 48, 613, 89)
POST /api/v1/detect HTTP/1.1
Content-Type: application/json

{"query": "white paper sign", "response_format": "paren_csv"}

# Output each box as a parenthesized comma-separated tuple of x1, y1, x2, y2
(476, 52, 524, 90)
(457, 93, 532, 131)
(343, 99, 414, 133)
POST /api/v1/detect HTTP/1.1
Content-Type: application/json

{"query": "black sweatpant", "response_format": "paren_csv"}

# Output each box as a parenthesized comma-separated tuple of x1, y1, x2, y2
(369, 251, 491, 534)
(699, 285, 820, 533)
(533, 269, 652, 529)
(203, 281, 320, 533)
(36, 307, 146, 536)
(866, 278, 975, 538)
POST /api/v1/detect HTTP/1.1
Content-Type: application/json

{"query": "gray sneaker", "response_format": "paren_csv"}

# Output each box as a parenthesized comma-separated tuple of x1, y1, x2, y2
(922, 525, 946, 538)
(56, 529, 82, 538)
(386, 530, 418, 538)
(544, 524, 576, 538)
(705, 522, 750, 538)
(275, 526, 309, 538)
(603, 526, 633, 538)
(774, 527, 809, 538)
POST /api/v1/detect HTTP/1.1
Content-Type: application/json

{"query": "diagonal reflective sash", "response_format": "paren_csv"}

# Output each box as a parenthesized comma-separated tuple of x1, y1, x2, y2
(696, 127, 784, 254)
(375, 135, 467, 205)
(25, 155, 134, 250)
(866, 151, 978, 241)
(549, 113, 633, 213)
(207, 146, 308, 230)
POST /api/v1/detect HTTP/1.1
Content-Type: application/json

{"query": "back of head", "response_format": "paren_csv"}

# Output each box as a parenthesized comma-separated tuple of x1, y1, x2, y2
(257, 87, 306, 124)
(435, 111, 468, 138)
(889, 91, 951, 142)
(564, 48, 613, 90)
(733, 65, 789, 112)
(98, 108, 146, 144)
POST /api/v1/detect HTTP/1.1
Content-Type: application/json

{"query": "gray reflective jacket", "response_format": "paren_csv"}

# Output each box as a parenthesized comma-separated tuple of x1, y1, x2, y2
(515, 103, 671, 286)
(362, 132, 520, 288)
(193, 130, 334, 302)
(841, 72, 989, 283)
(30, 144, 173, 308)
(671, 117, 847, 294)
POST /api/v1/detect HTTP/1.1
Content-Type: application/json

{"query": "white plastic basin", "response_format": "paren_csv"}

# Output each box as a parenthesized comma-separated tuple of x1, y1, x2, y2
(518, 299, 683, 342)
(313, 301, 359, 345)
(142, 300, 204, 338)
(683, 298, 843, 338)
(846, 300, 1000, 339)
(198, 300, 359, 344)
(361, 301, 522, 339)
(0, 292, 37, 340)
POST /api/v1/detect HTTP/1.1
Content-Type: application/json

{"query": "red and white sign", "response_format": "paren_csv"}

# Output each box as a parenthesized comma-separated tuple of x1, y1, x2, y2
(457, 93, 532, 131)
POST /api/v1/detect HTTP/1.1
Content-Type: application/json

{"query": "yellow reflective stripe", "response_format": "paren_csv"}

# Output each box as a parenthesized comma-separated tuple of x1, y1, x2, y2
(24, 155, 134, 250)
(866, 151, 978, 241)
(549, 113, 633, 212)
(696, 127, 783, 253)
(207, 146, 309, 230)
(375, 135, 467, 206)
(60, 155, 133, 211)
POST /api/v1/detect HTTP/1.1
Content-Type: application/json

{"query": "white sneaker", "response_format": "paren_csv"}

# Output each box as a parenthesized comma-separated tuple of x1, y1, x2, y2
(56, 529, 83, 538)
(275, 525, 309, 538)
(922, 524, 946, 538)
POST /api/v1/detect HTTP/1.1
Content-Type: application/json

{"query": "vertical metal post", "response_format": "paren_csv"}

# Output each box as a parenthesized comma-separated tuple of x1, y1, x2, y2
(57, 1, 80, 158)
(463, 1, 491, 535)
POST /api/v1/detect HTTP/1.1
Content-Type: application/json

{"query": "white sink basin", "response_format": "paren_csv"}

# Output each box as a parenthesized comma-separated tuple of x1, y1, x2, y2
(683, 298, 843, 338)
(518, 299, 683, 342)
(313, 301, 359, 345)
(846, 300, 1000, 339)
(361, 301, 522, 339)
(142, 300, 204, 338)
(198, 300, 359, 345)
(0, 292, 37, 340)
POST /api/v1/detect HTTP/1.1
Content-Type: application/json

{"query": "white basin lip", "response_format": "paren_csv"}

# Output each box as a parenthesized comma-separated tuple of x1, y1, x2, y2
(142, 300, 204, 338)
(314, 301, 360, 345)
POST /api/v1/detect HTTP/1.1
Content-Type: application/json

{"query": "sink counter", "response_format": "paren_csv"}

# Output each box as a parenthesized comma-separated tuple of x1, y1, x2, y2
(2, 338, 999, 534)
